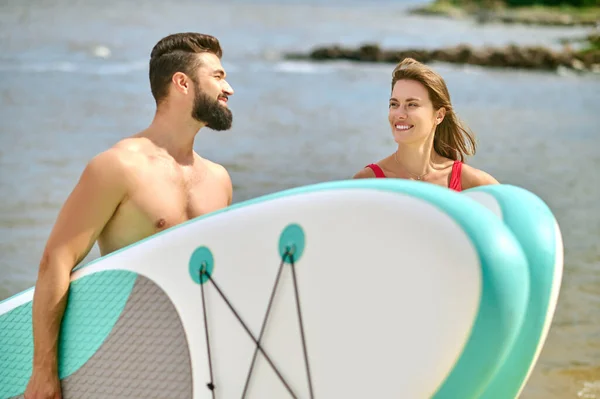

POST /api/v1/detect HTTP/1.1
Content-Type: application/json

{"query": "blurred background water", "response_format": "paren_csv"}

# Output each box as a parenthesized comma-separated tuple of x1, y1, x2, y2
(1, 0, 599, 397)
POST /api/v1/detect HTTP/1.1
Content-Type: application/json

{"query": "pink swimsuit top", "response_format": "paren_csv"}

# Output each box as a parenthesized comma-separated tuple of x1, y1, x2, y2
(365, 160, 463, 192)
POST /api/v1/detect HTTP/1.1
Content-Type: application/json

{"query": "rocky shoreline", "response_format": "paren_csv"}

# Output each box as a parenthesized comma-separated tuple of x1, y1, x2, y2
(284, 42, 600, 73)
(407, 1, 600, 27)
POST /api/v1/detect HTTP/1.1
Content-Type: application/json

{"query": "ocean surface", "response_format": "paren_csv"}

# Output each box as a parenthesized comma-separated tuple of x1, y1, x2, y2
(1, 0, 599, 397)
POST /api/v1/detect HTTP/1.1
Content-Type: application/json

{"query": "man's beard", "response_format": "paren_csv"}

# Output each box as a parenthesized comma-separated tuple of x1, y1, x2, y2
(191, 83, 233, 131)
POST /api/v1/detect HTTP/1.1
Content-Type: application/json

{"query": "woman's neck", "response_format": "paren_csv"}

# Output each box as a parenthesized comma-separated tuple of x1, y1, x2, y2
(394, 136, 439, 179)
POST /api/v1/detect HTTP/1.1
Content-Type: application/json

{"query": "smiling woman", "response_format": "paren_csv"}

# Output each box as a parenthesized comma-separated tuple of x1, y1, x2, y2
(353, 58, 498, 192)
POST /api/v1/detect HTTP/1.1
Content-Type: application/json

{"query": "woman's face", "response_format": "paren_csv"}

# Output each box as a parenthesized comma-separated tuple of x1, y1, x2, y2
(388, 79, 444, 145)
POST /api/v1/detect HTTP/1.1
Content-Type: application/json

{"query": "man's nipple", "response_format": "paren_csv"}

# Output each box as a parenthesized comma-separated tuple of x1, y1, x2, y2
(155, 218, 166, 229)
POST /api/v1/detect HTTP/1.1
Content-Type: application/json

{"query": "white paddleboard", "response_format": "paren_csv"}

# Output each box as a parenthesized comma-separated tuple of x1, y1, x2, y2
(0, 179, 562, 399)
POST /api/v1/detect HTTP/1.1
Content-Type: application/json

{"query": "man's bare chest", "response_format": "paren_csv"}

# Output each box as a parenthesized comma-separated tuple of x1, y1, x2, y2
(100, 166, 228, 250)
(126, 177, 226, 228)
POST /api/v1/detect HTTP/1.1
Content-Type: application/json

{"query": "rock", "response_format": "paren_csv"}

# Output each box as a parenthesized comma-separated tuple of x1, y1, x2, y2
(309, 45, 342, 60)
(358, 44, 383, 62)
(284, 42, 598, 73)
(571, 59, 586, 71)
(433, 44, 473, 63)
(407, 2, 598, 27)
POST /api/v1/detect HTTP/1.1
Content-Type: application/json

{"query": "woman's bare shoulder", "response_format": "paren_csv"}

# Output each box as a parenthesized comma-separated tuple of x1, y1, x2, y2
(353, 154, 395, 179)
(461, 163, 499, 189)
(353, 167, 377, 179)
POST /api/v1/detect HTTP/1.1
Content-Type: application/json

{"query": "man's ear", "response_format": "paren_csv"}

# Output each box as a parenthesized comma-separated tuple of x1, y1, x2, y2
(172, 72, 190, 94)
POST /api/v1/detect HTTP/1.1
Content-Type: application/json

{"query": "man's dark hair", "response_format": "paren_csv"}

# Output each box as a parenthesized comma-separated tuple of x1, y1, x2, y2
(149, 32, 223, 104)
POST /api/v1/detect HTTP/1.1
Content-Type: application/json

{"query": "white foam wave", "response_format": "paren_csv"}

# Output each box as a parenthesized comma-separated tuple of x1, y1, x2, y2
(578, 380, 600, 398)
(274, 61, 333, 74)
(0, 60, 148, 75)
(273, 59, 392, 75)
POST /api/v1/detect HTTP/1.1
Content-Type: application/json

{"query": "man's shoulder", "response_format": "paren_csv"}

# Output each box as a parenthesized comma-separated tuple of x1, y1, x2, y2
(197, 155, 230, 180)
(111, 137, 153, 159)
(196, 156, 233, 205)
(91, 141, 145, 168)
(83, 139, 150, 184)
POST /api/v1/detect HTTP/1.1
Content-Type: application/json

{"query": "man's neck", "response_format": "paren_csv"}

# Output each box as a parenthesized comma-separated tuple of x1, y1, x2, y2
(143, 110, 206, 164)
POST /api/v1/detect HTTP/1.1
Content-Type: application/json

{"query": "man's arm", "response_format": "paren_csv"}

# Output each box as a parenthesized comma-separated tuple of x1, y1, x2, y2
(225, 171, 233, 206)
(24, 149, 129, 399)
(211, 162, 233, 206)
